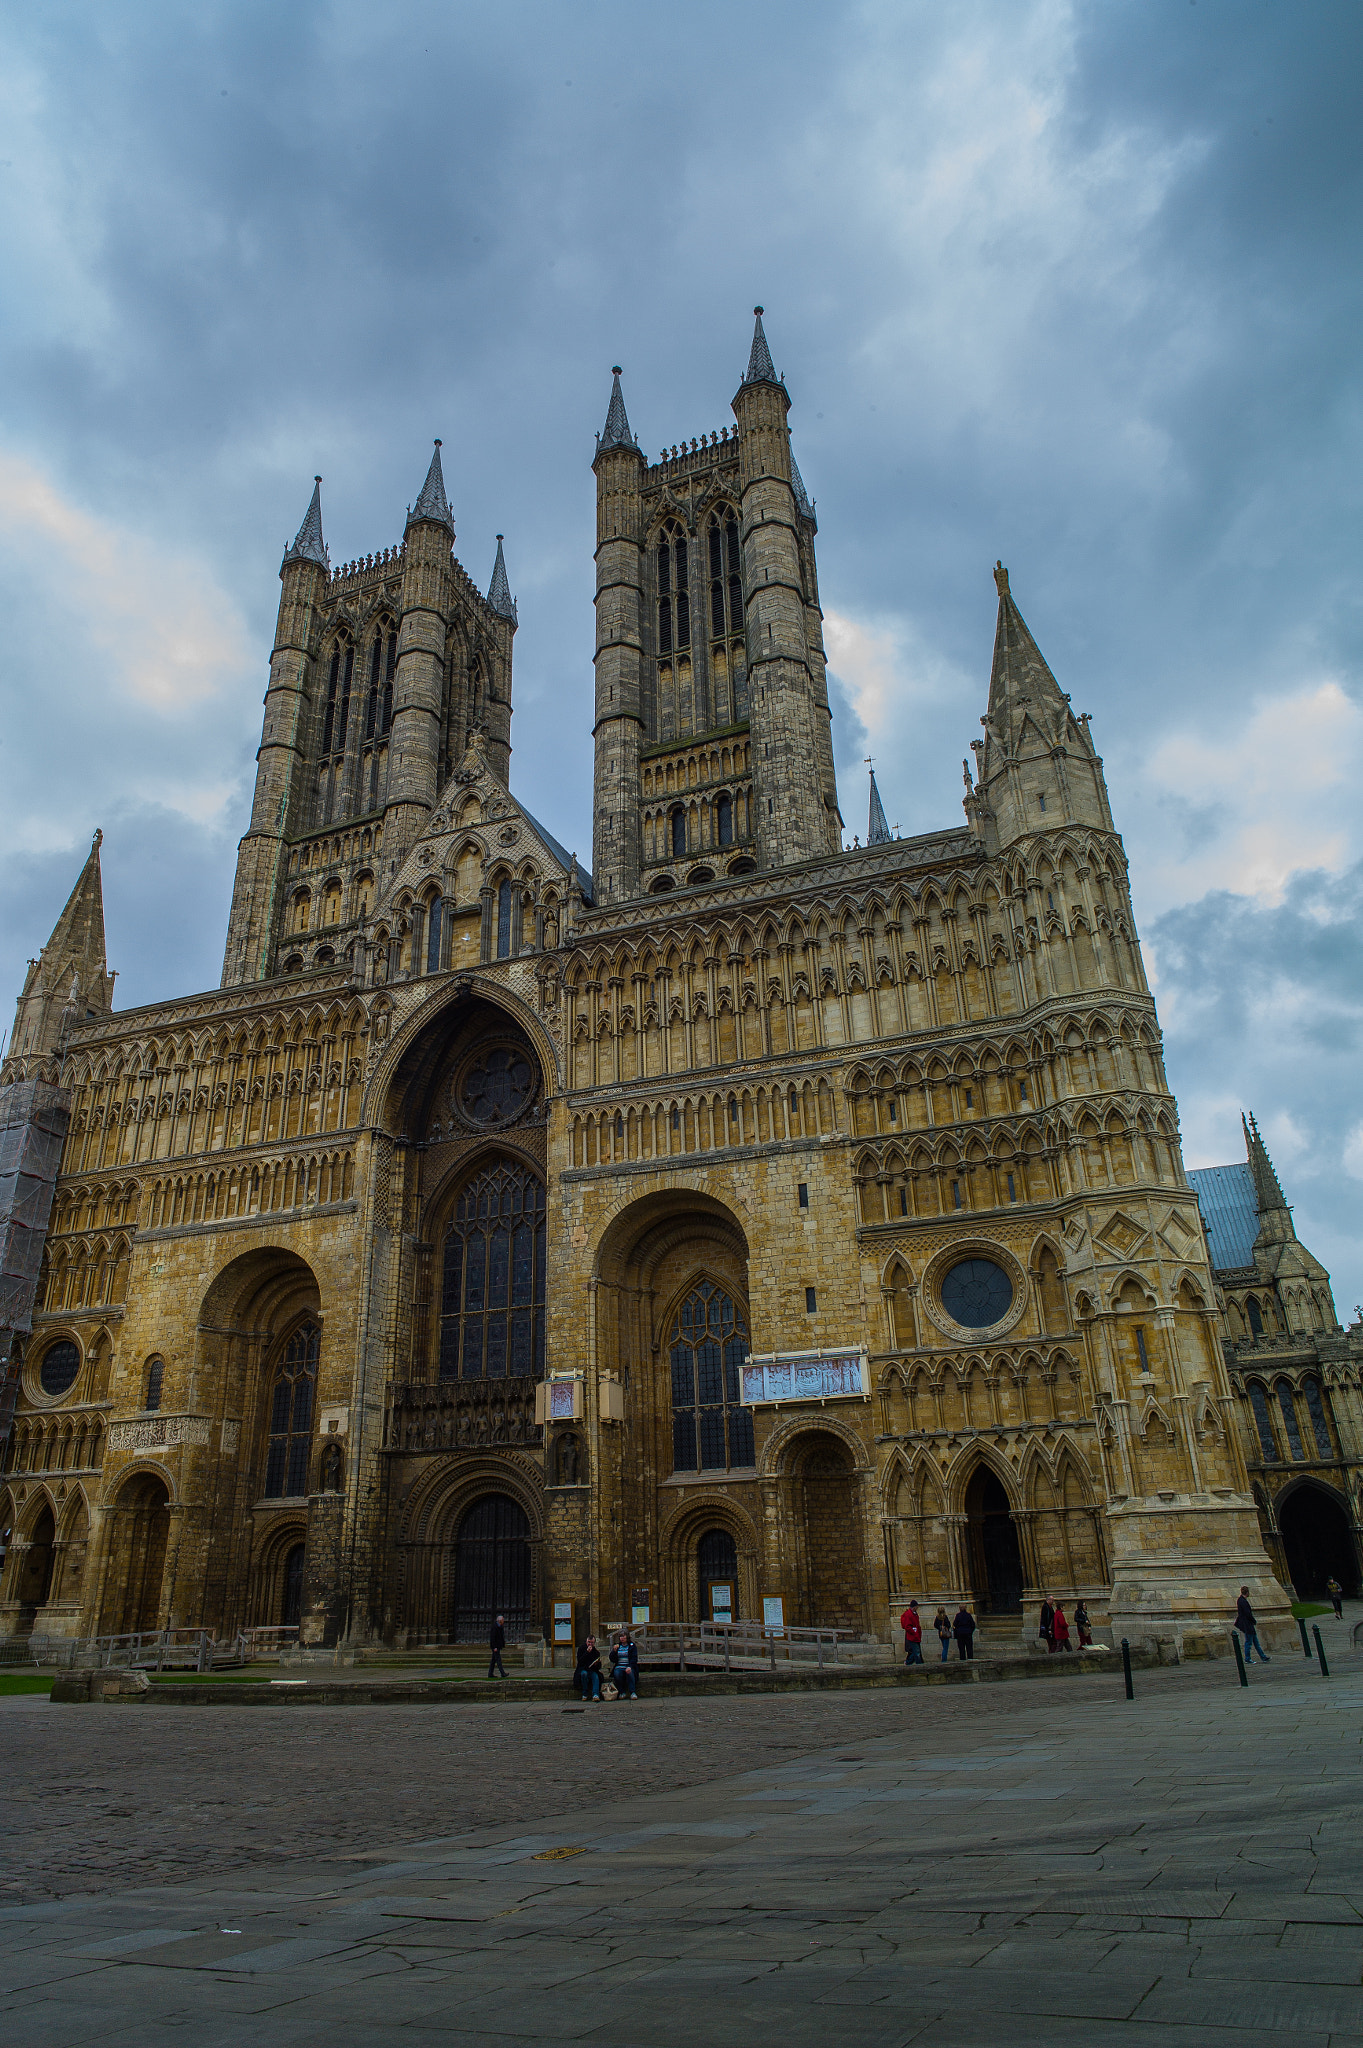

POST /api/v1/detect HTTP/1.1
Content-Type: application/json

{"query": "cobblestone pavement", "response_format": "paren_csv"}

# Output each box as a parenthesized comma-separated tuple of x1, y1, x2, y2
(3, 1639, 1362, 2045)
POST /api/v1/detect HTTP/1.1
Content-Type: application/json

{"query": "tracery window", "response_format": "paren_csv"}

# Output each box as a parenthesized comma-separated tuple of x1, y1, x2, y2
(669, 1281, 755, 1473)
(438, 1161, 546, 1381)
(425, 897, 443, 974)
(707, 510, 746, 724)
(1247, 1295, 1264, 1338)
(1303, 1376, 1333, 1459)
(1247, 1381, 1277, 1461)
(321, 635, 354, 757)
(264, 1322, 319, 1498)
(1277, 1381, 1305, 1460)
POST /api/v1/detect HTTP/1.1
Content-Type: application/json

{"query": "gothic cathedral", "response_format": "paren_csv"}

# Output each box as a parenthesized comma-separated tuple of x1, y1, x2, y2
(3, 312, 1360, 1657)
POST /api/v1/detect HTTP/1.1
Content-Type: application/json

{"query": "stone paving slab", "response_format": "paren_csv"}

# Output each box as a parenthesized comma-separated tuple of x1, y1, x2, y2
(4, 1647, 1363, 2044)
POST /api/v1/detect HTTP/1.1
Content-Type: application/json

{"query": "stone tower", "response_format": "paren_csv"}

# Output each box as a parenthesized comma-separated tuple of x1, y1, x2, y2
(591, 311, 841, 904)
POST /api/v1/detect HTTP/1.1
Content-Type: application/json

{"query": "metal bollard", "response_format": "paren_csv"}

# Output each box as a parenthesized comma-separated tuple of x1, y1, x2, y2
(1313, 1624, 1330, 1677)
(1231, 1630, 1248, 1687)
(1298, 1616, 1313, 1659)
(1121, 1637, 1134, 1700)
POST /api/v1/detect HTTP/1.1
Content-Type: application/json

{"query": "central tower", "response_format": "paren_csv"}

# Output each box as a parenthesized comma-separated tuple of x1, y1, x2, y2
(590, 311, 842, 904)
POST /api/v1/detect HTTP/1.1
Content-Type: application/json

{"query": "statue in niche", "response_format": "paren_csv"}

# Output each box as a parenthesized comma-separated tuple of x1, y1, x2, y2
(491, 1403, 507, 1444)
(320, 1441, 344, 1492)
(556, 1431, 581, 1486)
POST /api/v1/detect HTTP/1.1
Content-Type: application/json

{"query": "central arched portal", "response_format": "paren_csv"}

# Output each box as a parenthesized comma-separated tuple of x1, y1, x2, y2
(452, 1494, 531, 1641)
(965, 1467, 1024, 1614)
(1279, 1483, 1358, 1598)
(793, 1432, 866, 1631)
(697, 1527, 739, 1621)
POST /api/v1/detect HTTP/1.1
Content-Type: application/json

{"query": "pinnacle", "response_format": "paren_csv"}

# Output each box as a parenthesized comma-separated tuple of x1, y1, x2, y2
(598, 366, 637, 452)
(410, 439, 454, 533)
(487, 534, 518, 623)
(987, 563, 1067, 718)
(43, 832, 109, 994)
(867, 767, 891, 845)
(744, 305, 779, 386)
(790, 450, 815, 523)
(282, 475, 327, 569)
(1243, 1111, 1290, 1216)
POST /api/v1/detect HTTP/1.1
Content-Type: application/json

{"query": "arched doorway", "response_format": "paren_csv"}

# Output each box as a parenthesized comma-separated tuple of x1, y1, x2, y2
(281, 1543, 306, 1627)
(964, 1467, 1024, 1613)
(16, 1504, 55, 1632)
(1279, 1483, 1358, 1598)
(794, 1433, 865, 1630)
(107, 1475, 171, 1635)
(452, 1494, 530, 1641)
(697, 1528, 738, 1621)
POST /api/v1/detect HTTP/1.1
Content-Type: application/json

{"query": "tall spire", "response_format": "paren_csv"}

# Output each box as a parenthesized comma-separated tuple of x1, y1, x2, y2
(282, 476, 327, 568)
(987, 561, 1068, 720)
(6, 831, 115, 1070)
(487, 534, 517, 623)
(743, 305, 779, 386)
(867, 765, 891, 845)
(409, 439, 454, 533)
(597, 367, 636, 451)
(1243, 1112, 1291, 1220)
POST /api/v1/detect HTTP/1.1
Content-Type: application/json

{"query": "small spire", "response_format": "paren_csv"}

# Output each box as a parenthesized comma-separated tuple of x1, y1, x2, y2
(790, 449, 815, 522)
(987, 562, 1067, 718)
(866, 762, 891, 845)
(487, 534, 518, 623)
(282, 475, 327, 568)
(409, 439, 454, 533)
(1243, 1112, 1290, 1216)
(597, 366, 636, 451)
(744, 305, 779, 386)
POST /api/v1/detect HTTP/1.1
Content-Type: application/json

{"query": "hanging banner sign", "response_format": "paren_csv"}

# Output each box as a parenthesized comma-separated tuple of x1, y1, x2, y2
(740, 1349, 870, 1406)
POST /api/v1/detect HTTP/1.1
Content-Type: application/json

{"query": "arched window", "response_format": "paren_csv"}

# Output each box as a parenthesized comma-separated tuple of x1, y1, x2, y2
(671, 808, 687, 858)
(265, 1322, 319, 1497)
(669, 1281, 754, 1473)
(439, 1160, 546, 1380)
(365, 632, 382, 739)
(1303, 1376, 1333, 1459)
(716, 793, 733, 847)
(144, 1356, 164, 1413)
(1248, 1382, 1277, 1461)
(382, 630, 396, 734)
(496, 878, 513, 958)
(425, 896, 443, 974)
(38, 1341, 80, 1398)
(1247, 1295, 1265, 1338)
(1277, 1381, 1305, 1460)
(657, 535, 672, 653)
(674, 534, 690, 648)
(321, 645, 341, 754)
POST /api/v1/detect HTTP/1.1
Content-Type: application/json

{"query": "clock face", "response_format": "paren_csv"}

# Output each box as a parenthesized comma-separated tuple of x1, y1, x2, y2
(940, 1257, 1014, 1330)
(457, 1047, 535, 1127)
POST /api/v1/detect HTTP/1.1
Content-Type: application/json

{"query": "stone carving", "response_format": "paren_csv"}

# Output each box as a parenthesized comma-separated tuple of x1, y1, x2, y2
(108, 1415, 212, 1452)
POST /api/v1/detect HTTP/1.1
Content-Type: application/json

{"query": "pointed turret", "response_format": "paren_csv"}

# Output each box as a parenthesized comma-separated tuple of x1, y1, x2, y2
(867, 767, 891, 845)
(282, 475, 327, 569)
(597, 367, 636, 452)
(1240, 1111, 1339, 1331)
(5, 832, 116, 1074)
(486, 535, 517, 624)
(790, 449, 816, 527)
(969, 562, 1114, 853)
(408, 439, 454, 534)
(743, 305, 779, 386)
(1243, 1113, 1292, 1239)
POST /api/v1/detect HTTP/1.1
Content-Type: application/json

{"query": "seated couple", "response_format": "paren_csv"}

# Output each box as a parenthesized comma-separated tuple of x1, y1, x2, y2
(575, 1632, 639, 1700)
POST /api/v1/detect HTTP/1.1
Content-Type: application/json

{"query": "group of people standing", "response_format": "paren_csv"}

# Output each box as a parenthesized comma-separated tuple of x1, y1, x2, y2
(900, 1595, 1095, 1663)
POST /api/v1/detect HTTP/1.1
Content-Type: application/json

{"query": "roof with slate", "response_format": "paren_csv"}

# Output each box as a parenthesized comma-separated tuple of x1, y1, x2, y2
(410, 440, 454, 533)
(519, 802, 593, 905)
(597, 367, 636, 452)
(1187, 1162, 1260, 1273)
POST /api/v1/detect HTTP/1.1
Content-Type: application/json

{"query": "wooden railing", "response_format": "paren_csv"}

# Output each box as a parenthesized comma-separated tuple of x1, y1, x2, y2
(604, 1620, 887, 1673)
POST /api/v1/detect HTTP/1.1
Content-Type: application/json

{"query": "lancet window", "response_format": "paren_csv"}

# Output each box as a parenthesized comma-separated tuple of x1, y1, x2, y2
(1303, 1376, 1333, 1459)
(707, 510, 746, 725)
(438, 1160, 547, 1381)
(669, 1281, 755, 1473)
(264, 1322, 319, 1498)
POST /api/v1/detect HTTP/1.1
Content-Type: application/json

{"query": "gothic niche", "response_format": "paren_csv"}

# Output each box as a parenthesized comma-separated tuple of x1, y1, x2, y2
(554, 1430, 584, 1486)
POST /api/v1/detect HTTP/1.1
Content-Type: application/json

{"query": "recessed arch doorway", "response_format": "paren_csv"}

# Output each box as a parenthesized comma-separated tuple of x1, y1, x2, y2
(452, 1494, 531, 1642)
(964, 1466, 1024, 1614)
(697, 1527, 739, 1621)
(280, 1543, 306, 1628)
(1278, 1482, 1358, 1598)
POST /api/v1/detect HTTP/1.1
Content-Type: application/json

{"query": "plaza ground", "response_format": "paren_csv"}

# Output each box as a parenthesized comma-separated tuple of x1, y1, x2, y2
(2, 1628, 1362, 2045)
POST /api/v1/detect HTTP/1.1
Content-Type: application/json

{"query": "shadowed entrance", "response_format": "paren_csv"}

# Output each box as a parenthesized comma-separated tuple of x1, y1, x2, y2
(452, 1494, 531, 1642)
(965, 1467, 1024, 1613)
(1279, 1482, 1358, 1598)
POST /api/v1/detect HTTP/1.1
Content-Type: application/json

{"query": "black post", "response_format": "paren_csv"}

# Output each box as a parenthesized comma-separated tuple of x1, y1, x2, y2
(1121, 1636, 1133, 1700)
(1231, 1629, 1248, 1687)
(1313, 1624, 1330, 1677)
(1298, 1616, 1313, 1659)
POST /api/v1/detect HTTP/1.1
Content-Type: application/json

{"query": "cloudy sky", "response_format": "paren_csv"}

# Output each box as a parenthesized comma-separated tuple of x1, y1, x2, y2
(2, 1, 1361, 1310)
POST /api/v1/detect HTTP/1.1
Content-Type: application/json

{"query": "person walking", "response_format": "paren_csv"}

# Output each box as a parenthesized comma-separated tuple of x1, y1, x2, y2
(953, 1605, 976, 1661)
(611, 1631, 639, 1699)
(488, 1613, 507, 1680)
(901, 1600, 924, 1666)
(575, 1634, 603, 1700)
(1326, 1576, 1344, 1620)
(1235, 1586, 1271, 1663)
(1074, 1600, 1093, 1649)
(1052, 1602, 1073, 1652)
(934, 1606, 952, 1662)
(1038, 1595, 1055, 1654)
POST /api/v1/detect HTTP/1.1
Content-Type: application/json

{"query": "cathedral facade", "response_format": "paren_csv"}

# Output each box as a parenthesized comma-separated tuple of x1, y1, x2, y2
(1, 312, 1356, 1657)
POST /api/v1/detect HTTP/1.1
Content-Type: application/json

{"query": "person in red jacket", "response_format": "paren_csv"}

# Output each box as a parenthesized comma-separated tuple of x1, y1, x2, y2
(900, 1600, 924, 1665)
(1051, 1602, 1073, 1653)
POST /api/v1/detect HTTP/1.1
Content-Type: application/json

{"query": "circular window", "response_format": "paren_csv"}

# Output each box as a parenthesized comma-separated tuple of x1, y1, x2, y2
(457, 1047, 535, 1127)
(38, 1341, 81, 1398)
(940, 1259, 1014, 1330)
